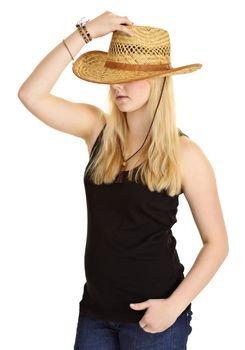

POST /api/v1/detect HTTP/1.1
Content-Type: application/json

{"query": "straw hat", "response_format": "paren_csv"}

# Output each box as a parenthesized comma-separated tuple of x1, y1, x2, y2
(72, 24, 202, 84)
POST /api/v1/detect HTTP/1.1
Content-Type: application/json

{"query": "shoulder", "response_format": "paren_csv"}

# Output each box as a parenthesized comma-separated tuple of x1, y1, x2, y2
(179, 135, 216, 195)
(179, 135, 210, 166)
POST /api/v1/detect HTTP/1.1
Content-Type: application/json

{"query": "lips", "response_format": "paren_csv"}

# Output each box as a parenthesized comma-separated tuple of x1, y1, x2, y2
(116, 95, 128, 99)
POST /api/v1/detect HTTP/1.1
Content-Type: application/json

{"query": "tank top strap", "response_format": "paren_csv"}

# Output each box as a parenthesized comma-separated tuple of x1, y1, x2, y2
(178, 128, 189, 138)
(89, 123, 106, 160)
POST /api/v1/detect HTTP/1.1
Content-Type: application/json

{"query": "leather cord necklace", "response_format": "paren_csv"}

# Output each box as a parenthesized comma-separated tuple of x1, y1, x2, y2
(119, 77, 167, 172)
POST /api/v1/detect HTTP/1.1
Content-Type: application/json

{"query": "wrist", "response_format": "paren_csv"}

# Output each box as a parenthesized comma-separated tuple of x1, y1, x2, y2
(162, 297, 187, 318)
(85, 20, 96, 40)
(76, 17, 93, 43)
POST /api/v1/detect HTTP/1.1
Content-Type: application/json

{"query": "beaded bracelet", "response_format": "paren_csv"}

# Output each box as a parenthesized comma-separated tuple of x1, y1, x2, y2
(62, 18, 93, 62)
(76, 22, 92, 44)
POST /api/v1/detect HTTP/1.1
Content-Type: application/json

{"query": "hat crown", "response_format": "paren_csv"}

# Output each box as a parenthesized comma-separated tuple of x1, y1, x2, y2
(72, 24, 202, 84)
(105, 25, 172, 71)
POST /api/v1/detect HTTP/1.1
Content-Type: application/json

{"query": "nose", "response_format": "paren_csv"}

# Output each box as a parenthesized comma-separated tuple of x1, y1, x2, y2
(111, 84, 124, 97)
(111, 82, 127, 89)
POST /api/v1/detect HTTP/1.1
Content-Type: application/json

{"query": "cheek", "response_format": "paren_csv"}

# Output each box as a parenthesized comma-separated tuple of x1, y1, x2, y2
(127, 92, 149, 111)
(131, 81, 151, 100)
(134, 88, 150, 104)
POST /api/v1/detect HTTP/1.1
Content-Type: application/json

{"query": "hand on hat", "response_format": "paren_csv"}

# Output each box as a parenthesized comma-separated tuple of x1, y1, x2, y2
(86, 11, 134, 40)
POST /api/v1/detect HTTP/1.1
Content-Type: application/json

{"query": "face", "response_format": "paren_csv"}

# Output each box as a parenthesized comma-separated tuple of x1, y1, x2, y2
(110, 79, 151, 113)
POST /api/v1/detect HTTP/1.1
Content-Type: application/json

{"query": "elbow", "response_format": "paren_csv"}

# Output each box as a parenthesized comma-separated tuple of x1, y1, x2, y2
(224, 242, 229, 258)
(18, 79, 34, 101)
(18, 87, 36, 108)
(219, 240, 229, 263)
(18, 86, 29, 102)
(18, 86, 47, 103)
(18, 87, 26, 101)
(204, 238, 229, 261)
(223, 234, 229, 258)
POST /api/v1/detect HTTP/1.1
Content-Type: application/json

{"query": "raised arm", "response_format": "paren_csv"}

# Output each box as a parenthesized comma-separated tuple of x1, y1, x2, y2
(17, 11, 134, 141)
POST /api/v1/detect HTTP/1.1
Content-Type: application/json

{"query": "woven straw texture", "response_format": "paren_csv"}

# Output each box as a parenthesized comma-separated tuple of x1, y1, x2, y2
(72, 25, 202, 84)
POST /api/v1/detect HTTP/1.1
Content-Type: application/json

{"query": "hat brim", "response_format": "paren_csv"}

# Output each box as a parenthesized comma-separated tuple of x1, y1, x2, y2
(72, 51, 202, 84)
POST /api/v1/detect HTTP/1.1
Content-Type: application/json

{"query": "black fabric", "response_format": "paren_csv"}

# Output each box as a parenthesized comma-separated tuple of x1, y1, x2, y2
(78, 124, 190, 323)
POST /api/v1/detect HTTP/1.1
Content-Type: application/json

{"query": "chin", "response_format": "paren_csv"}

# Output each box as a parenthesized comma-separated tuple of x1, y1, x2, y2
(118, 107, 130, 112)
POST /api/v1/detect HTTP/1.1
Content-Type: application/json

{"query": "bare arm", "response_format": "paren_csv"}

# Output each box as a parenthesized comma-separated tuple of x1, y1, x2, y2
(17, 27, 104, 140)
(18, 28, 86, 99)
(17, 11, 134, 140)
(168, 137, 229, 315)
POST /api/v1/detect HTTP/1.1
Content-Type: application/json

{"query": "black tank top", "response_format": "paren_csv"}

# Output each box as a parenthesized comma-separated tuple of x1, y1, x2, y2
(78, 124, 190, 323)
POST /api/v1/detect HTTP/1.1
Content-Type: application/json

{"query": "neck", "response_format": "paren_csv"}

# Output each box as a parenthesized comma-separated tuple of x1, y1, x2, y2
(125, 105, 152, 137)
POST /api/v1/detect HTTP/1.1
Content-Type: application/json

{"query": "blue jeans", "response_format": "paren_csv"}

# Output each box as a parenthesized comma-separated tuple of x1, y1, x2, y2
(73, 307, 193, 349)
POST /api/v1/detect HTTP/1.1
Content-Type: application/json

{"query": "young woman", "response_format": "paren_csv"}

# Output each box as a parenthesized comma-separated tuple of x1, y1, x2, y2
(18, 11, 229, 350)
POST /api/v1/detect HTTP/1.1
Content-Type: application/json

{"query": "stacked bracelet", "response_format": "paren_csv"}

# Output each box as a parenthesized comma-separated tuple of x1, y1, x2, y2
(62, 18, 93, 63)
(76, 18, 92, 44)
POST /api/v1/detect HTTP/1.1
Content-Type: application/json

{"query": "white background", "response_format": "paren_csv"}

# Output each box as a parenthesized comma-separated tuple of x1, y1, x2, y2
(1, 0, 244, 349)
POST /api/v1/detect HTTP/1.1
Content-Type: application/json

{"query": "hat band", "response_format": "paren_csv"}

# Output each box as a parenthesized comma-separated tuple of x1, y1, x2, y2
(105, 60, 171, 71)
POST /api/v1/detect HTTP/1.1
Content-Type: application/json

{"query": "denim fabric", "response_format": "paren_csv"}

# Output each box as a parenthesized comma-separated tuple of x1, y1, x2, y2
(73, 307, 193, 349)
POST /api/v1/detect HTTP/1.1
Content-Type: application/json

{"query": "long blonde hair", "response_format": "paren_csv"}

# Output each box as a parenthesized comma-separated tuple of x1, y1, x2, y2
(85, 75, 183, 197)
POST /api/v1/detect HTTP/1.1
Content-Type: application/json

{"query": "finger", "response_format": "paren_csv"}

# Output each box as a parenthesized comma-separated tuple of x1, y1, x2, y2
(119, 24, 134, 36)
(139, 321, 147, 328)
(143, 327, 155, 334)
(121, 16, 134, 25)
